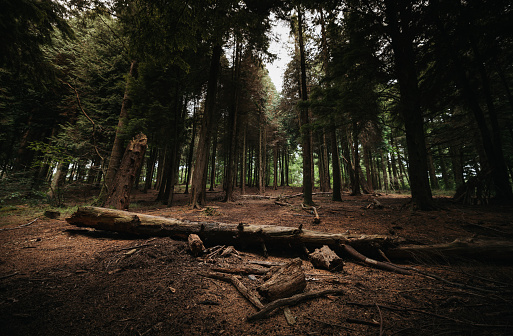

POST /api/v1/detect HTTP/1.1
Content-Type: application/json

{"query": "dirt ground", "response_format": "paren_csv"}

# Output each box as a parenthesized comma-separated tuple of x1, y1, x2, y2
(1, 187, 513, 336)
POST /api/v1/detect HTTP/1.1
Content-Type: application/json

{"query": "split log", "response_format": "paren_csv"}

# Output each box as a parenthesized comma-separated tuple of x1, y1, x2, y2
(66, 206, 401, 252)
(257, 258, 306, 301)
(386, 239, 513, 263)
(309, 245, 345, 271)
(188, 234, 205, 256)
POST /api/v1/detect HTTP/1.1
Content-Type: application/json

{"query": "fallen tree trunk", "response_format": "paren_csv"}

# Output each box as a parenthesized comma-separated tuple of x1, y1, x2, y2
(66, 206, 401, 252)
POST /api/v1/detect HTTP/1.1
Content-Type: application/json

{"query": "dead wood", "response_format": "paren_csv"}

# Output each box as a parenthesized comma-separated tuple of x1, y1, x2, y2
(309, 245, 345, 271)
(301, 204, 321, 224)
(188, 234, 205, 257)
(341, 244, 411, 275)
(386, 239, 513, 263)
(211, 265, 268, 275)
(199, 271, 264, 309)
(0, 218, 39, 231)
(104, 133, 147, 210)
(248, 260, 286, 267)
(347, 302, 512, 329)
(247, 288, 345, 321)
(257, 258, 306, 301)
(279, 192, 332, 200)
(66, 206, 401, 252)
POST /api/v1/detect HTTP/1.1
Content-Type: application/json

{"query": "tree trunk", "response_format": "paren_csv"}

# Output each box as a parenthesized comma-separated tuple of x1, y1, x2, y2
(224, 41, 240, 202)
(258, 116, 266, 195)
(209, 129, 218, 192)
(48, 161, 68, 205)
(190, 44, 222, 209)
(298, 7, 313, 206)
(380, 149, 389, 192)
(103, 60, 138, 200)
(427, 147, 439, 189)
(104, 133, 147, 210)
(143, 147, 157, 193)
(273, 144, 278, 190)
(241, 124, 247, 195)
(184, 104, 197, 195)
(331, 127, 342, 201)
(350, 122, 361, 196)
(384, 0, 434, 209)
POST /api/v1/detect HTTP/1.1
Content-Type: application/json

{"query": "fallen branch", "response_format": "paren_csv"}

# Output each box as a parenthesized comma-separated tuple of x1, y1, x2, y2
(301, 204, 321, 224)
(341, 244, 411, 275)
(279, 192, 332, 200)
(0, 218, 39, 231)
(247, 288, 345, 321)
(199, 271, 264, 309)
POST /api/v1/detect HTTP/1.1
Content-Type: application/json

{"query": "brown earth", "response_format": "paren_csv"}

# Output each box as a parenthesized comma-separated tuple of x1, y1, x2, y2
(1, 187, 513, 336)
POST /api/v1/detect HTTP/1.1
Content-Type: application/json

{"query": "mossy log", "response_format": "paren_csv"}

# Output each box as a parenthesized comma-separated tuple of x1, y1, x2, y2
(66, 206, 401, 252)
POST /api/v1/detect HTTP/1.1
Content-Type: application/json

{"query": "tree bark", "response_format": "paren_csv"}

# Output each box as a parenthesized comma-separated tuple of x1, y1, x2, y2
(104, 133, 147, 210)
(66, 206, 402, 252)
(103, 60, 138, 198)
(298, 7, 313, 206)
(257, 258, 306, 301)
(184, 103, 197, 194)
(241, 124, 247, 195)
(331, 127, 342, 201)
(189, 44, 222, 209)
(384, 0, 434, 209)
(224, 40, 240, 201)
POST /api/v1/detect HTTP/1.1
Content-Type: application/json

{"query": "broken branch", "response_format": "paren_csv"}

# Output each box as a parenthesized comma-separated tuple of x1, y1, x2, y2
(247, 288, 345, 321)
(199, 271, 264, 310)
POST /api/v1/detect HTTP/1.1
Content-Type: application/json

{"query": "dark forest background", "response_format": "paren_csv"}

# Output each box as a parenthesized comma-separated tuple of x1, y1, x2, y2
(1, 0, 512, 210)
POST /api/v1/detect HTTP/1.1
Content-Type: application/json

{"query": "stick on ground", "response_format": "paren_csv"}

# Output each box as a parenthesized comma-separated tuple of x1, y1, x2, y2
(247, 288, 345, 321)
(199, 271, 264, 309)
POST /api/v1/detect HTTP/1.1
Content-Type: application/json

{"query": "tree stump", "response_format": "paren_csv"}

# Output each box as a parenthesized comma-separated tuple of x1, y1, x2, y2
(188, 234, 205, 257)
(104, 133, 147, 210)
(309, 245, 344, 270)
(257, 258, 306, 301)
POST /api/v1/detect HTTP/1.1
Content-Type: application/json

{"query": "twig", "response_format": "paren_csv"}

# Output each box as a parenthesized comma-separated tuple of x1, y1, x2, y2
(0, 271, 19, 280)
(376, 303, 384, 336)
(199, 271, 264, 310)
(247, 289, 345, 321)
(0, 218, 39, 231)
(402, 265, 500, 294)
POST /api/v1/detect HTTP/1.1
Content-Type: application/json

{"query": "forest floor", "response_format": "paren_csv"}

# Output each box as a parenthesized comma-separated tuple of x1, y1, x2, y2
(1, 186, 513, 336)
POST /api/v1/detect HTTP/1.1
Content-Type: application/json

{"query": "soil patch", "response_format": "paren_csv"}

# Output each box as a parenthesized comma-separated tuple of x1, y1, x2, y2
(1, 187, 512, 335)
